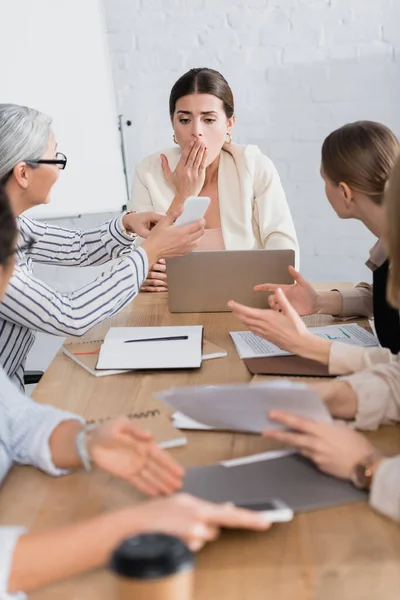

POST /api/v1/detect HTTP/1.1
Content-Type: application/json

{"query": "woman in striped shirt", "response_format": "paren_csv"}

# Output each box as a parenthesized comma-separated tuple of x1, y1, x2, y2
(0, 103, 205, 388)
(0, 186, 270, 599)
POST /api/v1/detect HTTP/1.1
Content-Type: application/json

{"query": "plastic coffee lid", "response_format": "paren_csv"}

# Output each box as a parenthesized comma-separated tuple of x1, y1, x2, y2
(110, 534, 194, 580)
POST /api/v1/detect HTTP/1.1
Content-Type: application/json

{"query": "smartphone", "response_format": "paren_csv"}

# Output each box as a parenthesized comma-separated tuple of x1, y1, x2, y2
(235, 498, 294, 523)
(174, 196, 211, 226)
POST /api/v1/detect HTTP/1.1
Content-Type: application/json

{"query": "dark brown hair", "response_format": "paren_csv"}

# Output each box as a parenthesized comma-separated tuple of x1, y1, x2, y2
(169, 68, 234, 119)
(0, 184, 17, 267)
(385, 154, 400, 308)
(321, 121, 399, 205)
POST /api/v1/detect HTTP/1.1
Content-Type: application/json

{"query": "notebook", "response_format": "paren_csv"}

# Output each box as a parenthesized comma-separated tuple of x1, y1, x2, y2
(230, 323, 379, 377)
(202, 340, 227, 360)
(183, 451, 368, 512)
(63, 340, 129, 377)
(96, 326, 203, 371)
(63, 336, 225, 377)
(85, 407, 187, 450)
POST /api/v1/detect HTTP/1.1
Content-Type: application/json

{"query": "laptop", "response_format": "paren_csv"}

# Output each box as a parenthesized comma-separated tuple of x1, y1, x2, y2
(166, 249, 295, 313)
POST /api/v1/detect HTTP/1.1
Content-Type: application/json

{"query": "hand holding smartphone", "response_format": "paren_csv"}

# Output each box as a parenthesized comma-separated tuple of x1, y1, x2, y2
(174, 196, 211, 227)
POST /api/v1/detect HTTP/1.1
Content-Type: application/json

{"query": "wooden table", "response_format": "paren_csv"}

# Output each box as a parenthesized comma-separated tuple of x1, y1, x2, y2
(1, 291, 399, 600)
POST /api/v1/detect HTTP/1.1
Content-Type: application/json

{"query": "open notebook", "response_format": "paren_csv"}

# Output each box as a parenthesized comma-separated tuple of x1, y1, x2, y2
(230, 323, 379, 377)
(63, 338, 226, 377)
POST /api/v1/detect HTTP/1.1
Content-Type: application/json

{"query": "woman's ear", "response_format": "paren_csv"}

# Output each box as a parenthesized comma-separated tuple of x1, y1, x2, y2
(227, 115, 236, 133)
(338, 181, 354, 210)
(12, 162, 29, 190)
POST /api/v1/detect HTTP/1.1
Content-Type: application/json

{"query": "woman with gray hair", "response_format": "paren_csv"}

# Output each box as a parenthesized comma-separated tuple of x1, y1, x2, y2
(0, 103, 205, 388)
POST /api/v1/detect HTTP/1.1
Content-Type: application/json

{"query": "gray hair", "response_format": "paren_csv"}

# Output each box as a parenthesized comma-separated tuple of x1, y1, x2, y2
(0, 104, 52, 182)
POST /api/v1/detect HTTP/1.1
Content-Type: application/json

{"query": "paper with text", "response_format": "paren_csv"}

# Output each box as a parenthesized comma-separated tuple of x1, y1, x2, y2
(230, 323, 379, 359)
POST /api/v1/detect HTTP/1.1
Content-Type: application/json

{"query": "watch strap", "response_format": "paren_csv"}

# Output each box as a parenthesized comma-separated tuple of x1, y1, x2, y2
(352, 452, 383, 490)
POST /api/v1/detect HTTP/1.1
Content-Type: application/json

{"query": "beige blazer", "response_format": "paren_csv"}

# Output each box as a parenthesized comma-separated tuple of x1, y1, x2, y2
(128, 144, 299, 265)
(327, 239, 395, 379)
(333, 240, 387, 319)
(370, 456, 400, 522)
(328, 321, 400, 521)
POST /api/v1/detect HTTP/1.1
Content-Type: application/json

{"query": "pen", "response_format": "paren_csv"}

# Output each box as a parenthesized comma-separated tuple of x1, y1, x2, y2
(124, 335, 189, 344)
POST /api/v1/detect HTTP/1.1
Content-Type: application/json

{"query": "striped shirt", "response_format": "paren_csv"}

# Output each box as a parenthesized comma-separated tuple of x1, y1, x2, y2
(0, 364, 82, 599)
(0, 215, 148, 388)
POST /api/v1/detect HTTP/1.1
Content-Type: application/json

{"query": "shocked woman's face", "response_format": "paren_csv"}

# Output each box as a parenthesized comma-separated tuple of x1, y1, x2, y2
(172, 93, 234, 165)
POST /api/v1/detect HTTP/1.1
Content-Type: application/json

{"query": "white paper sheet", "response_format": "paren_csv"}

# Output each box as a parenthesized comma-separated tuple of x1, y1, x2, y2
(230, 323, 379, 359)
(368, 319, 379, 340)
(157, 381, 333, 433)
(221, 449, 296, 467)
(172, 411, 214, 431)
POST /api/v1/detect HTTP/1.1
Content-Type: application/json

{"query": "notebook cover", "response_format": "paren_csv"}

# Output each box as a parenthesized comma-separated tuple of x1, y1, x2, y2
(85, 405, 187, 450)
(244, 355, 334, 377)
(183, 454, 367, 513)
(62, 341, 130, 377)
(96, 326, 203, 371)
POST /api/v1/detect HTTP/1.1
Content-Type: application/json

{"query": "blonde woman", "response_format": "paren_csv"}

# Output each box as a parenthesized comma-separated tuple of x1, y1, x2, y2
(263, 152, 400, 523)
(230, 121, 400, 365)
(129, 67, 299, 291)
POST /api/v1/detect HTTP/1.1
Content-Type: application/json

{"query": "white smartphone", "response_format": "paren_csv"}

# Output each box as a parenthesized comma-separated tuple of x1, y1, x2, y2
(235, 499, 294, 523)
(174, 196, 211, 226)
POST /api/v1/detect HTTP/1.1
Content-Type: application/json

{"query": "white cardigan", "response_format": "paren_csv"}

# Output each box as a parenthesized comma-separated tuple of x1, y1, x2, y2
(129, 144, 299, 264)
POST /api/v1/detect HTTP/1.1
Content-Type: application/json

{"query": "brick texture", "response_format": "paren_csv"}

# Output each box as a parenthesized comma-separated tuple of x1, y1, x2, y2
(103, 0, 400, 282)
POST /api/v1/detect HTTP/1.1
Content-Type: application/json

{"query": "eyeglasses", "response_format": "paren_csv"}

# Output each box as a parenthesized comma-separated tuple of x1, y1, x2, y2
(28, 152, 67, 170)
(0, 152, 68, 185)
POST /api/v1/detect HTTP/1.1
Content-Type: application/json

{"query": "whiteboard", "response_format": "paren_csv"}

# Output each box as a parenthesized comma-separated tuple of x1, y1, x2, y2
(0, 0, 126, 219)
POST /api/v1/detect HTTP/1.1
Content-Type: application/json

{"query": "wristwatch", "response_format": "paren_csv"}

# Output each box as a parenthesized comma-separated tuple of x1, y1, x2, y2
(351, 453, 383, 490)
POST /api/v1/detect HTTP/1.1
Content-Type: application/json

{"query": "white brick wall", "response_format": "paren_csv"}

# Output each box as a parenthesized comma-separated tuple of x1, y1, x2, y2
(103, 0, 400, 284)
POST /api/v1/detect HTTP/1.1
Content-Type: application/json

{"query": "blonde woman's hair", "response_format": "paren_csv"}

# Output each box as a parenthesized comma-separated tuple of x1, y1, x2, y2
(386, 153, 400, 309)
(321, 121, 399, 204)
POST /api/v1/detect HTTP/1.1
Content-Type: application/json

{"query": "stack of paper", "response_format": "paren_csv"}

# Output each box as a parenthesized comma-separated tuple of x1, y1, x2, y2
(230, 323, 379, 360)
(157, 381, 333, 433)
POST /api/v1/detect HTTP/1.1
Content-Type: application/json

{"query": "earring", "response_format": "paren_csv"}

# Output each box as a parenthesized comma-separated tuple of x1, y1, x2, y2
(225, 132, 232, 144)
(173, 134, 178, 145)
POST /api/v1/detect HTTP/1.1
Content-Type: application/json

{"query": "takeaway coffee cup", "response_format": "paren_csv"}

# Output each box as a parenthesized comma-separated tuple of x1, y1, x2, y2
(110, 533, 194, 600)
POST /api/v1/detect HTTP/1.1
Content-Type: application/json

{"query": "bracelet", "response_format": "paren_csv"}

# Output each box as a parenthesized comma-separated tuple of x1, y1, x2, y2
(75, 425, 95, 472)
(121, 210, 137, 237)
